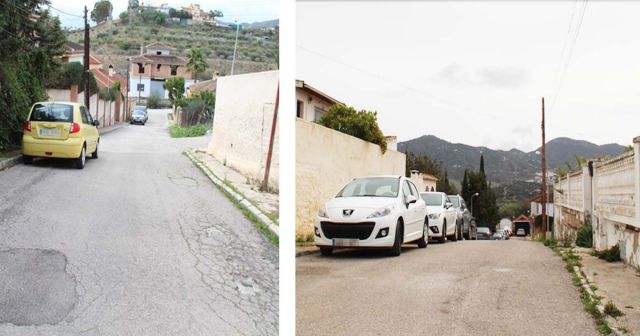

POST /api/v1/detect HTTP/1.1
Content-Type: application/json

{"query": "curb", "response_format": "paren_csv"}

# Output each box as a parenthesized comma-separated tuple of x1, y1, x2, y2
(296, 248, 320, 257)
(185, 150, 279, 238)
(99, 124, 124, 135)
(0, 155, 22, 171)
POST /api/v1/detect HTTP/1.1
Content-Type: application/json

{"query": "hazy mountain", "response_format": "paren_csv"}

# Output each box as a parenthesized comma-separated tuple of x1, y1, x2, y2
(240, 19, 279, 29)
(398, 135, 626, 187)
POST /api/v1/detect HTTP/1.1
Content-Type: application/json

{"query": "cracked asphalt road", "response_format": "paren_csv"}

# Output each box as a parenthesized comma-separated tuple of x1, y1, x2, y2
(0, 109, 278, 335)
(297, 238, 598, 336)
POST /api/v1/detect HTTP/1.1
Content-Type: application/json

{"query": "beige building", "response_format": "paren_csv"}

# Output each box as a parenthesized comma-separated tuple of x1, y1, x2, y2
(295, 79, 342, 122)
(409, 170, 438, 192)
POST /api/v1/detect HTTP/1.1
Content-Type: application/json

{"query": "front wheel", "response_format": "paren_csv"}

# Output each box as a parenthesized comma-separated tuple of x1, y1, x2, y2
(92, 142, 99, 159)
(450, 222, 458, 242)
(319, 247, 333, 256)
(438, 222, 447, 243)
(389, 220, 403, 256)
(75, 146, 86, 169)
(416, 218, 428, 248)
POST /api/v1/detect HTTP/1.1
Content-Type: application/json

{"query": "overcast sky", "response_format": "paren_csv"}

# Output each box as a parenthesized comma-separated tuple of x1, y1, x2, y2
(297, 1, 640, 152)
(49, 0, 278, 28)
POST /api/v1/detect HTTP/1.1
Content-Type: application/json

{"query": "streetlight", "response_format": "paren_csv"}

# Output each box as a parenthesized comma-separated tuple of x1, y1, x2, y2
(470, 192, 480, 218)
(230, 18, 240, 75)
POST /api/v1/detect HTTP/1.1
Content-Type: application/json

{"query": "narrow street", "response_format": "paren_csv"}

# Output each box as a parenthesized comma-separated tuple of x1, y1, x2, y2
(297, 239, 598, 336)
(0, 109, 278, 335)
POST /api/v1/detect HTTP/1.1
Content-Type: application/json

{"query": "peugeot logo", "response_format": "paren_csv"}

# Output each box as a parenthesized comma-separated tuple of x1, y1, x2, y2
(343, 209, 354, 216)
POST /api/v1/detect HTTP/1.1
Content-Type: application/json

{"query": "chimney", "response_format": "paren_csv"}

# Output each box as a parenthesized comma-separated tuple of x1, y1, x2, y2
(140, 43, 144, 55)
(108, 64, 114, 77)
(212, 71, 219, 80)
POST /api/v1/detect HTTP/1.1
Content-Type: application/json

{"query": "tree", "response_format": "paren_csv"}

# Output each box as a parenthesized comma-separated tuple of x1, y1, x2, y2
(318, 104, 387, 153)
(119, 11, 129, 24)
(128, 0, 139, 9)
(460, 157, 499, 228)
(163, 77, 185, 111)
(209, 10, 223, 19)
(91, 0, 113, 24)
(438, 171, 458, 195)
(0, 4, 65, 150)
(186, 48, 208, 83)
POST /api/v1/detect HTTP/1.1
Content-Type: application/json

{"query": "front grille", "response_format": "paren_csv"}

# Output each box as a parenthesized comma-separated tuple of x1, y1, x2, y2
(320, 221, 376, 240)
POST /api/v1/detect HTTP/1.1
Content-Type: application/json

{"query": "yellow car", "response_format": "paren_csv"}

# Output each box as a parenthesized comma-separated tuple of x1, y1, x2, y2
(22, 102, 100, 169)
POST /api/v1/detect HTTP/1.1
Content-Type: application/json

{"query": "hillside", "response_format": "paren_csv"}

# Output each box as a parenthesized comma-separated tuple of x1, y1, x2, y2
(66, 16, 278, 81)
(398, 135, 627, 201)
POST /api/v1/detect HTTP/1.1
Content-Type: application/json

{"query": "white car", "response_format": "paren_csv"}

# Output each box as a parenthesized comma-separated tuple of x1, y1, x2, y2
(315, 175, 429, 256)
(421, 192, 458, 243)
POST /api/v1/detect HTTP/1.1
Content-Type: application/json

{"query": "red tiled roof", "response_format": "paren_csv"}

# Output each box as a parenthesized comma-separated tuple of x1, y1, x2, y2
(189, 78, 217, 93)
(129, 54, 186, 66)
(91, 68, 127, 91)
(145, 42, 176, 50)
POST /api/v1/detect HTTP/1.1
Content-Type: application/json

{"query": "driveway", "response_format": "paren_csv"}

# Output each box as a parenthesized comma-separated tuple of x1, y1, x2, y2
(0, 109, 278, 335)
(297, 239, 598, 336)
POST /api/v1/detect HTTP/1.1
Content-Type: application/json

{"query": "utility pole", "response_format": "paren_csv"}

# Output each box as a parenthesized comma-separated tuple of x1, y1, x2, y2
(261, 82, 279, 192)
(83, 6, 90, 110)
(231, 19, 240, 75)
(541, 97, 548, 238)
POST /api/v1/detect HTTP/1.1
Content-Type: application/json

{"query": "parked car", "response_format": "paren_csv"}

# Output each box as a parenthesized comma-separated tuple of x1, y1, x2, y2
(421, 191, 458, 243)
(447, 194, 474, 240)
(22, 102, 100, 169)
(130, 105, 148, 125)
(516, 228, 526, 236)
(476, 227, 492, 240)
(492, 232, 503, 240)
(315, 175, 429, 256)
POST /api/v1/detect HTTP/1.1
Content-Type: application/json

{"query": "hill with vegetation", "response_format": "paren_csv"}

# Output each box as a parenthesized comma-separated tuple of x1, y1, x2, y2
(66, 13, 278, 81)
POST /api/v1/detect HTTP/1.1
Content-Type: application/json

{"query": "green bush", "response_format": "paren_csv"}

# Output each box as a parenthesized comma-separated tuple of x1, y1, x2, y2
(576, 221, 593, 248)
(116, 40, 132, 51)
(594, 244, 621, 262)
(169, 124, 208, 138)
(318, 104, 388, 153)
(146, 93, 163, 108)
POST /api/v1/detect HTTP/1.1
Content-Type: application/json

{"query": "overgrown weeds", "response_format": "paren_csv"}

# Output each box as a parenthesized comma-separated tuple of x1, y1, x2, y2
(169, 124, 208, 138)
(576, 221, 593, 248)
(593, 244, 621, 262)
(604, 301, 624, 318)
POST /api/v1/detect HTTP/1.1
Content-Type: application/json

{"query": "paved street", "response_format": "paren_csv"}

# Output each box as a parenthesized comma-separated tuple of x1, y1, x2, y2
(297, 239, 598, 336)
(0, 109, 278, 335)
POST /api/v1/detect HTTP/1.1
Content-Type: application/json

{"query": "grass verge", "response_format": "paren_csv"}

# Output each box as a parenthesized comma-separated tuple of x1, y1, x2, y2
(544, 243, 613, 335)
(169, 124, 208, 138)
(187, 151, 278, 246)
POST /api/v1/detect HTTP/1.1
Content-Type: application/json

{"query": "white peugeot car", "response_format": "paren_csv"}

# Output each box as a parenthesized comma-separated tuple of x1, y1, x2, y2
(420, 192, 458, 243)
(315, 175, 429, 256)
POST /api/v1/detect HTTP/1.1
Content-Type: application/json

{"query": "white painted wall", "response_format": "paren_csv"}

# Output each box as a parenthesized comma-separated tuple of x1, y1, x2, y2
(296, 119, 407, 239)
(128, 77, 152, 98)
(207, 70, 279, 191)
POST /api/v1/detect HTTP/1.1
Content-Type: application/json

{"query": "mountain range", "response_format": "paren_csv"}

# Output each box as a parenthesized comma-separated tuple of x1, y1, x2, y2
(397, 135, 627, 200)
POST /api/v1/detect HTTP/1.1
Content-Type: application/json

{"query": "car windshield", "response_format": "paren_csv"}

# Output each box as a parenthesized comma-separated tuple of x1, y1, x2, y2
(448, 196, 460, 208)
(478, 227, 491, 233)
(336, 177, 399, 198)
(421, 193, 443, 206)
(133, 110, 145, 115)
(29, 103, 73, 122)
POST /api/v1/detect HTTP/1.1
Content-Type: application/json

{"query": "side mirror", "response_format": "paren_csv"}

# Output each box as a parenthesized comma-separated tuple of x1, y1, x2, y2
(406, 195, 417, 205)
(92, 120, 100, 126)
(445, 202, 453, 209)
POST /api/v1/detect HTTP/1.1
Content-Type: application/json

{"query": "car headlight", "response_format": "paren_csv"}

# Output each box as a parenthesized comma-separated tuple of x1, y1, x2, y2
(428, 213, 442, 220)
(317, 206, 328, 218)
(367, 207, 391, 219)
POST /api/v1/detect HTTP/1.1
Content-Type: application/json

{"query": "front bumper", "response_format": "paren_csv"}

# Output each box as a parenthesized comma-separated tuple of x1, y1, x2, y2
(314, 215, 397, 248)
(428, 217, 445, 237)
(22, 135, 83, 159)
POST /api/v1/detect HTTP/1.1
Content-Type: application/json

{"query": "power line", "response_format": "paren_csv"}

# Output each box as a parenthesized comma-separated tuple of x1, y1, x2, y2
(47, 4, 84, 18)
(549, 0, 588, 113)
(297, 44, 502, 120)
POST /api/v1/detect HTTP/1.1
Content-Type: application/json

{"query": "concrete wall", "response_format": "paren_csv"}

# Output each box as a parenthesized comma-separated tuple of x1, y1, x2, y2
(45, 89, 120, 128)
(554, 138, 640, 268)
(296, 118, 407, 240)
(207, 70, 279, 191)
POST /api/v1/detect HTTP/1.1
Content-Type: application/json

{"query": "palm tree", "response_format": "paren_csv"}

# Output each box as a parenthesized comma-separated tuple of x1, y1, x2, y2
(186, 48, 208, 83)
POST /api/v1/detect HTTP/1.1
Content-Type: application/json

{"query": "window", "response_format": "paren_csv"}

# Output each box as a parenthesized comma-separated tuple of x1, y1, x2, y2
(170, 65, 178, 75)
(409, 181, 419, 198)
(296, 100, 303, 118)
(336, 177, 399, 198)
(137, 63, 145, 73)
(431, 186, 435, 192)
(80, 107, 89, 124)
(313, 106, 325, 122)
(156, 64, 162, 71)
(29, 103, 74, 122)
(81, 106, 94, 124)
(402, 181, 412, 202)
(156, 51, 161, 55)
